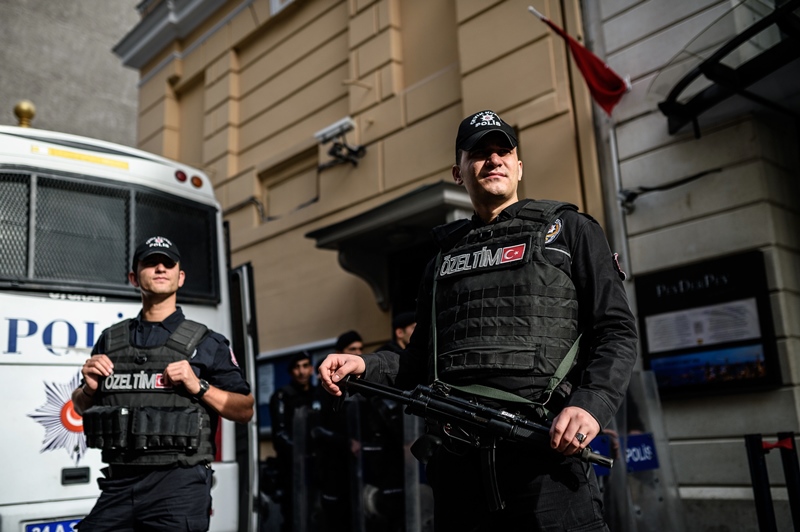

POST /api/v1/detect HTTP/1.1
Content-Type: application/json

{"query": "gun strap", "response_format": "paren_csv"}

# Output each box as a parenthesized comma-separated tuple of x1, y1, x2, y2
(431, 252, 582, 418)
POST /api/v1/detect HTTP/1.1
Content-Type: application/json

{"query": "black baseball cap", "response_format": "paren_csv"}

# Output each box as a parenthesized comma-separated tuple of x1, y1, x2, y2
(335, 330, 363, 352)
(131, 236, 181, 271)
(455, 110, 518, 157)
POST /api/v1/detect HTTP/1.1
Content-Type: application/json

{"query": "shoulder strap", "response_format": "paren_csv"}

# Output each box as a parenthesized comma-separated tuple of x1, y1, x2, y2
(431, 245, 580, 415)
(516, 199, 577, 223)
(444, 334, 581, 409)
(105, 320, 132, 355)
(165, 320, 210, 358)
(431, 218, 473, 251)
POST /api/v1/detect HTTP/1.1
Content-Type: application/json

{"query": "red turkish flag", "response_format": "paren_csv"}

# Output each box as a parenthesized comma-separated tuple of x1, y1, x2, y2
(529, 6, 629, 115)
(500, 244, 526, 263)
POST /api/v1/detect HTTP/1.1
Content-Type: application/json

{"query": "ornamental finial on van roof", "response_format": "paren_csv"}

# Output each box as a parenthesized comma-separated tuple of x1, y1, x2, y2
(14, 100, 36, 128)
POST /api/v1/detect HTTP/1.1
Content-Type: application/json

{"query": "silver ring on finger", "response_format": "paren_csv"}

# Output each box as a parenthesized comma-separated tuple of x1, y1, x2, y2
(575, 432, 586, 444)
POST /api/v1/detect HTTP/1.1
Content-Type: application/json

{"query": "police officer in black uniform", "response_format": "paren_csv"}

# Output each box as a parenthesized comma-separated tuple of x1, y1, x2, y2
(269, 351, 320, 530)
(319, 110, 637, 531)
(377, 311, 416, 354)
(72, 236, 254, 532)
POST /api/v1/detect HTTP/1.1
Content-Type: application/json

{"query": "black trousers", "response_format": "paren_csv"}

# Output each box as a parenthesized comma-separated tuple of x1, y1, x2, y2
(426, 442, 608, 532)
(77, 464, 212, 532)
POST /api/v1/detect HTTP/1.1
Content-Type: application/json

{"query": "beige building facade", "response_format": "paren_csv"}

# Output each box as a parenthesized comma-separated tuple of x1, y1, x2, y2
(115, 0, 602, 353)
(115, 0, 800, 530)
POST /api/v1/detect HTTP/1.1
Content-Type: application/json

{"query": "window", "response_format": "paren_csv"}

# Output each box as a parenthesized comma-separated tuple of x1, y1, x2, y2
(0, 170, 219, 303)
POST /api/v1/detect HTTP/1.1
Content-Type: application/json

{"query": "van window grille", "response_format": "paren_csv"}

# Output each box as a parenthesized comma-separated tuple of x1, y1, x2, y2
(0, 173, 29, 278)
(0, 170, 219, 303)
(36, 177, 129, 284)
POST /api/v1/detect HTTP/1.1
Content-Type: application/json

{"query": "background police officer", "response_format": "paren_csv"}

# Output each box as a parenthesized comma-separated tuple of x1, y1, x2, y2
(268, 351, 320, 530)
(72, 236, 254, 532)
(377, 311, 416, 354)
(319, 110, 637, 531)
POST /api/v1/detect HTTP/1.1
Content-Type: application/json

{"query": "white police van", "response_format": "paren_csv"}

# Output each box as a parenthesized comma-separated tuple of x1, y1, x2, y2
(0, 124, 259, 532)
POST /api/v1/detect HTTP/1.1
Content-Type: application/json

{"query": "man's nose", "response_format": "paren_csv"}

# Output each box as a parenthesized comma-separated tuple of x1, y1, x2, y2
(487, 151, 503, 165)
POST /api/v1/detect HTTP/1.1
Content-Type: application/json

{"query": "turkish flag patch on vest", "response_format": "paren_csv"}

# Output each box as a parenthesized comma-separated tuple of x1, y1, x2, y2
(437, 237, 531, 279)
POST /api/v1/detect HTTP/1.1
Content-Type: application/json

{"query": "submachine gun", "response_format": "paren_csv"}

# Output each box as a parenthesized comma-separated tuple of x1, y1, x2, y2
(338, 376, 613, 511)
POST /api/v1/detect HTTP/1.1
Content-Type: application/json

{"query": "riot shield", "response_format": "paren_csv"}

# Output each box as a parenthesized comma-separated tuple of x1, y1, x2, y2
(289, 405, 325, 532)
(599, 371, 686, 531)
(344, 397, 367, 532)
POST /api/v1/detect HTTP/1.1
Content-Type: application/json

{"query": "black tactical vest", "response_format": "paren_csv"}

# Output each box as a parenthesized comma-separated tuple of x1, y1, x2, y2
(431, 200, 580, 400)
(82, 319, 215, 466)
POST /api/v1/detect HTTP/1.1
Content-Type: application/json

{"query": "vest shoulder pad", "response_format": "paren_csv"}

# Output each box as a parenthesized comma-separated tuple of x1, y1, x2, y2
(431, 218, 473, 251)
(517, 199, 578, 223)
(105, 319, 132, 355)
(165, 320, 210, 358)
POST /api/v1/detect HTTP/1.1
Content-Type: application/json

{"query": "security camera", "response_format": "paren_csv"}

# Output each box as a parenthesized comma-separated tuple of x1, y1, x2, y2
(314, 117, 356, 144)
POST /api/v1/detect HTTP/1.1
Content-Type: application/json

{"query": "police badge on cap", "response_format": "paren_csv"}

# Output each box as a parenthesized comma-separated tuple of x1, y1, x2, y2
(131, 236, 181, 271)
(455, 110, 518, 157)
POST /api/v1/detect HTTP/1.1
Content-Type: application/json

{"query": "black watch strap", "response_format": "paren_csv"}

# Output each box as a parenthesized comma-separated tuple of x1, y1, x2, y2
(195, 379, 210, 399)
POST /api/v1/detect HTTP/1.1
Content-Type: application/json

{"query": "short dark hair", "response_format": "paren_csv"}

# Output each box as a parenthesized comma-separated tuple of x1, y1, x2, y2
(335, 330, 362, 352)
(392, 311, 416, 331)
(287, 351, 311, 372)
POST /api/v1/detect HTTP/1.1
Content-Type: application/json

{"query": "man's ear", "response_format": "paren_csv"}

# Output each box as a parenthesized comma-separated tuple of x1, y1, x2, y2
(178, 269, 186, 288)
(452, 164, 463, 185)
(518, 159, 523, 181)
(128, 271, 139, 287)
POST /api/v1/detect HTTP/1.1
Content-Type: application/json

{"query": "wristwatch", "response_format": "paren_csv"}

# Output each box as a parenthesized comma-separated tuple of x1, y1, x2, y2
(194, 379, 210, 400)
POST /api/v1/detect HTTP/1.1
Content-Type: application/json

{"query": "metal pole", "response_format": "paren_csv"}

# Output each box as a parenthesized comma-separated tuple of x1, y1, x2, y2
(776, 432, 800, 531)
(745, 434, 778, 532)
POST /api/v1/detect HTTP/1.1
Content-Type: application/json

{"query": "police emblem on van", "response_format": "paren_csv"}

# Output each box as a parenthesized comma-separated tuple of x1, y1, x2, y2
(28, 372, 88, 465)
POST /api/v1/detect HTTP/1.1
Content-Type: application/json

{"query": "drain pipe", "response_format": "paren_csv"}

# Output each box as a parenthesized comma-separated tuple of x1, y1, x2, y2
(579, 1, 632, 289)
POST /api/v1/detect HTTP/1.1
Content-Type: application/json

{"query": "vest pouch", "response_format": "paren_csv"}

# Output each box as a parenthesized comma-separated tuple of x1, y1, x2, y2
(83, 406, 129, 449)
(131, 406, 202, 451)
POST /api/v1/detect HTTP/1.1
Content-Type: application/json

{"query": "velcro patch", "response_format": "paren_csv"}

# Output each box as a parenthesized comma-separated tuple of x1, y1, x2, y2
(101, 372, 173, 392)
(437, 237, 531, 279)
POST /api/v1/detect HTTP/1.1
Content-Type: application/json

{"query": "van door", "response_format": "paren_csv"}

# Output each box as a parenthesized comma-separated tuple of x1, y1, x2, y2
(229, 263, 261, 532)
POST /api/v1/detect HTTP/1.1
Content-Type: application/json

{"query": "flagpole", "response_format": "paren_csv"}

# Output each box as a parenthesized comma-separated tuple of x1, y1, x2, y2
(527, 6, 546, 20)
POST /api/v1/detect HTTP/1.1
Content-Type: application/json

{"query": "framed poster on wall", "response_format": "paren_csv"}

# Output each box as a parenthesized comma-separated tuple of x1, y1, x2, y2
(634, 250, 781, 398)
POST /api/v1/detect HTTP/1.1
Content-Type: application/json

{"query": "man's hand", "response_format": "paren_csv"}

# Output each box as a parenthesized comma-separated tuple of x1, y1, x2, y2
(164, 360, 254, 423)
(318, 354, 365, 396)
(81, 354, 114, 393)
(163, 360, 201, 395)
(550, 406, 601, 456)
(73, 354, 113, 414)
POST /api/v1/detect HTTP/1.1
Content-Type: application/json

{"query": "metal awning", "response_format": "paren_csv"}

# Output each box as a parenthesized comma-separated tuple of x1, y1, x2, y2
(651, 0, 800, 136)
(306, 181, 472, 309)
